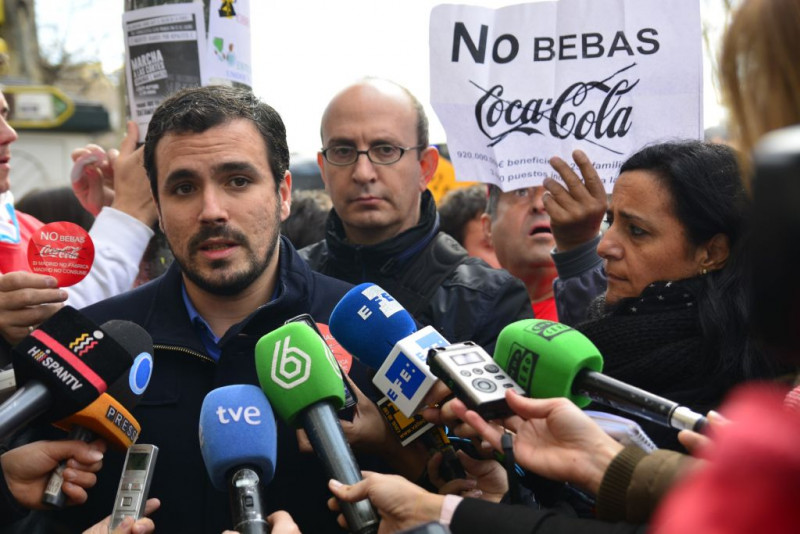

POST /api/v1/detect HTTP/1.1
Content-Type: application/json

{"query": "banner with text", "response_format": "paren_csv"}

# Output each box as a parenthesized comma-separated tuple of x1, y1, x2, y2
(207, 0, 252, 87)
(124, 3, 206, 143)
(430, 0, 702, 192)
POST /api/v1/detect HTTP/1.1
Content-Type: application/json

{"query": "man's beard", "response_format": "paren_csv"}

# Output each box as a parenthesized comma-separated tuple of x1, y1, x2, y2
(171, 217, 280, 297)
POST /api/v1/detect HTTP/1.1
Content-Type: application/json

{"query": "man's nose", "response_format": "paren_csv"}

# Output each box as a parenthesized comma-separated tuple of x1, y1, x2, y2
(351, 151, 377, 184)
(199, 187, 228, 222)
(0, 117, 18, 146)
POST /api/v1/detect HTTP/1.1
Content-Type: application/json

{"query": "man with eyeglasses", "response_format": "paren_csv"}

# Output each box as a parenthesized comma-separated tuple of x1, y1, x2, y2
(300, 78, 532, 352)
(483, 185, 559, 321)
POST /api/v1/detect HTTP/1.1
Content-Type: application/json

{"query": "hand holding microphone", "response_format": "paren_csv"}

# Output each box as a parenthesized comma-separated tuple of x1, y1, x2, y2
(200, 384, 277, 534)
(42, 319, 154, 508)
(493, 319, 708, 432)
(0, 438, 106, 509)
(256, 322, 380, 534)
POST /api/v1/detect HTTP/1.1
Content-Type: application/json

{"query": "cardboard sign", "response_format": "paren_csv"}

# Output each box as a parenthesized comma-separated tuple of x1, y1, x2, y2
(430, 0, 702, 192)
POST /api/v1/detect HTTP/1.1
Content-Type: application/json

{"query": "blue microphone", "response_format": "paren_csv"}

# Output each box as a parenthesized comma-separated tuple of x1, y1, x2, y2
(330, 283, 446, 417)
(330, 285, 467, 482)
(200, 385, 277, 534)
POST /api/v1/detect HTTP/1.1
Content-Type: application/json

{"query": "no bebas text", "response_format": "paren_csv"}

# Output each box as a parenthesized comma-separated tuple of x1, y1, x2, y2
(451, 22, 660, 64)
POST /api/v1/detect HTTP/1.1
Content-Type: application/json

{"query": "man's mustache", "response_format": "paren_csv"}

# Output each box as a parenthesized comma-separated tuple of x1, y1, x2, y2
(188, 225, 249, 251)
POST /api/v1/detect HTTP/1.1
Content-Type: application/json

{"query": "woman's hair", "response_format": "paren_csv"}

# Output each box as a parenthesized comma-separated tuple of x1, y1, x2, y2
(620, 141, 748, 252)
(619, 141, 772, 379)
(719, 0, 800, 160)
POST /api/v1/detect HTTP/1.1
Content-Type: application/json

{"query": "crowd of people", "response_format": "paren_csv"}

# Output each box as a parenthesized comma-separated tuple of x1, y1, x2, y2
(0, 0, 799, 532)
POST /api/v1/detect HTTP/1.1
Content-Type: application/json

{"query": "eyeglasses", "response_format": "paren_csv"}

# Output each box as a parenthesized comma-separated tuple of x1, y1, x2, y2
(320, 144, 425, 166)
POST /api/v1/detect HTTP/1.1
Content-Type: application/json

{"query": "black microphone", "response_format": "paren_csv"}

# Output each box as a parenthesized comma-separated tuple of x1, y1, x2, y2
(494, 319, 708, 432)
(41, 320, 154, 507)
(0, 306, 134, 440)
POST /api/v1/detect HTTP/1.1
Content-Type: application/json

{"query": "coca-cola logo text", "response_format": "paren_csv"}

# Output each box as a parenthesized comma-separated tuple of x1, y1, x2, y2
(473, 64, 637, 153)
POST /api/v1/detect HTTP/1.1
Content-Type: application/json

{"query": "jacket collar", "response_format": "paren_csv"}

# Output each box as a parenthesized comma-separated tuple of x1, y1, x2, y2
(143, 236, 315, 349)
(324, 190, 440, 271)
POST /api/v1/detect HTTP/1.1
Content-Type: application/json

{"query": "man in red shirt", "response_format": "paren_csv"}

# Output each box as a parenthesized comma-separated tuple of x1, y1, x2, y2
(483, 185, 558, 321)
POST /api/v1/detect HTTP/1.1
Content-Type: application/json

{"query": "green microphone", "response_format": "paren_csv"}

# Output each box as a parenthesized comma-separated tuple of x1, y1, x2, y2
(494, 319, 603, 407)
(255, 323, 379, 534)
(494, 319, 708, 431)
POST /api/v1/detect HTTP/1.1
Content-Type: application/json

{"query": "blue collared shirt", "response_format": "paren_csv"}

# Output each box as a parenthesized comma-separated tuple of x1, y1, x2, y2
(181, 284, 223, 362)
(181, 280, 282, 362)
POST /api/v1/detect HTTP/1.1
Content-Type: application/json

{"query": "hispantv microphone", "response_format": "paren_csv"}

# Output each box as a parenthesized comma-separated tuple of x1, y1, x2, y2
(42, 320, 154, 507)
(0, 306, 134, 440)
(329, 283, 446, 418)
(200, 385, 277, 534)
(255, 322, 380, 534)
(494, 319, 708, 432)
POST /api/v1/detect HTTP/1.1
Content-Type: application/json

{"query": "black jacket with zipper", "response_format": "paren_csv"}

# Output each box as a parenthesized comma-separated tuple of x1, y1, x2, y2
(300, 191, 533, 353)
(11, 236, 378, 534)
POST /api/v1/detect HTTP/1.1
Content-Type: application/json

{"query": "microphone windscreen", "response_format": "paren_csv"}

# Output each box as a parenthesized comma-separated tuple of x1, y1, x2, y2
(493, 319, 604, 407)
(199, 385, 278, 491)
(255, 322, 345, 427)
(54, 392, 141, 450)
(11, 306, 134, 420)
(102, 320, 154, 409)
(329, 283, 417, 369)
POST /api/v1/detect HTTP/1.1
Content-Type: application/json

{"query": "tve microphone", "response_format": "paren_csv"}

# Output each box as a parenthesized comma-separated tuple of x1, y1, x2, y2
(200, 385, 277, 534)
(330, 283, 446, 417)
(494, 320, 708, 432)
(255, 322, 380, 534)
(42, 320, 154, 507)
(0, 306, 134, 440)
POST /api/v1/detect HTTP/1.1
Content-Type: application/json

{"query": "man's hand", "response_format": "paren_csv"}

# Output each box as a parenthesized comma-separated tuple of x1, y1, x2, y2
(71, 144, 115, 217)
(545, 150, 608, 252)
(0, 271, 67, 345)
(430, 450, 507, 503)
(450, 391, 623, 495)
(70, 121, 157, 227)
(295, 378, 428, 480)
(1, 439, 106, 509)
(328, 472, 444, 534)
(82, 498, 159, 534)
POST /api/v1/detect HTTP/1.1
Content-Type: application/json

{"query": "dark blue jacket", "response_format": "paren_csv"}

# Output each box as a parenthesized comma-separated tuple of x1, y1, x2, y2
(15, 237, 375, 533)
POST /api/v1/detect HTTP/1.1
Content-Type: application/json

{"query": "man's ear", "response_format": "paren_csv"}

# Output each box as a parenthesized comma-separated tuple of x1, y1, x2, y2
(480, 212, 494, 247)
(152, 190, 164, 232)
(317, 152, 329, 193)
(418, 146, 439, 191)
(279, 171, 292, 222)
(700, 233, 730, 272)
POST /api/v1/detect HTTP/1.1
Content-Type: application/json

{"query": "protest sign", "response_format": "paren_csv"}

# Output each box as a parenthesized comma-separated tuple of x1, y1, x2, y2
(430, 0, 702, 191)
(207, 0, 252, 87)
(123, 3, 206, 143)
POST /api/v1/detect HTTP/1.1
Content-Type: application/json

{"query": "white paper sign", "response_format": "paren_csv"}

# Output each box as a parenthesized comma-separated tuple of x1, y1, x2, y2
(430, 0, 702, 192)
(207, 0, 252, 87)
(123, 4, 206, 143)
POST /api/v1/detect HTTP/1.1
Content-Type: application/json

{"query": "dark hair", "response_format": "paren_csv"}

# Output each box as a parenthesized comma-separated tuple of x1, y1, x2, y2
(280, 189, 331, 249)
(16, 186, 95, 231)
(438, 185, 488, 246)
(620, 140, 772, 379)
(143, 85, 290, 202)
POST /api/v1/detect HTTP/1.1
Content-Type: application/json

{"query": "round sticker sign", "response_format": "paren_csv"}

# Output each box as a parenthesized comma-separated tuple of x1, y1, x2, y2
(27, 221, 95, 287)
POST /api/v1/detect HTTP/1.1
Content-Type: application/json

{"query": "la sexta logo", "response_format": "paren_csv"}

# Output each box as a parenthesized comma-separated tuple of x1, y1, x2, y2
(270, 335, 311, 389)
(472, 63, 637, 154)
(69, 330, 104, 357)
